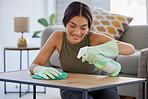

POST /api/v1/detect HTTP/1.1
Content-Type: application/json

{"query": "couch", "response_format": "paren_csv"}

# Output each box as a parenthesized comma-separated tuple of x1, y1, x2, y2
(41, 25, 148, 99)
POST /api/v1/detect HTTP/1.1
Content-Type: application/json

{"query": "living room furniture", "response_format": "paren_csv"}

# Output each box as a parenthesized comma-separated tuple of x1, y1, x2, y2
(0, 70, 146, 99)
(4, 46, 40, 72)
(41, 25, 148, 99)
(14, 17, 30, 47)
(3, 46, 46, 97)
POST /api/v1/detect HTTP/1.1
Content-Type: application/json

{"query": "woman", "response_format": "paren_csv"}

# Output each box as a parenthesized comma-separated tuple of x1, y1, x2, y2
(29, 1, 135, 99)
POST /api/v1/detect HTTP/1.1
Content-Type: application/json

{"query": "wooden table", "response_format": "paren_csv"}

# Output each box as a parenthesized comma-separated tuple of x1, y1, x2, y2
(0, 70, 146, 99)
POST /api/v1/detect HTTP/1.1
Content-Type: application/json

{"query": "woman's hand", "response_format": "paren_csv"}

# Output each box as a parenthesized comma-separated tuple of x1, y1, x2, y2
(33, 66, 62, 79)
(82, 40, 119, 64)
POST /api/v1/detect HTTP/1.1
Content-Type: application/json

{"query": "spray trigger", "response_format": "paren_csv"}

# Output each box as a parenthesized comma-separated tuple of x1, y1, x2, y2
(77, 46, 88, 59)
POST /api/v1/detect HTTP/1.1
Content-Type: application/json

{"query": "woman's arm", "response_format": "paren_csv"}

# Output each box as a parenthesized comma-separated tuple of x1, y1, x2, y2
(116, 40, 135, 55)
(29, 31, 63, 74)
(90, 33, 135, 55)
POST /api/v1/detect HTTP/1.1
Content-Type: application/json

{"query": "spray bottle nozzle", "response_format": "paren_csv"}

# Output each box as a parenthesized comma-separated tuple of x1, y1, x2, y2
(77, 46, 88, 59)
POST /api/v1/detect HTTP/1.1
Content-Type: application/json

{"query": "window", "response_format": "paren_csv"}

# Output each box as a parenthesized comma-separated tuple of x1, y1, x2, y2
(110, 0, 146, 25)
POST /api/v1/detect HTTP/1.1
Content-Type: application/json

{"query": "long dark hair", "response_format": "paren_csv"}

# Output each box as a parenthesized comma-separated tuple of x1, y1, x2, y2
(62, 1, 93, 30)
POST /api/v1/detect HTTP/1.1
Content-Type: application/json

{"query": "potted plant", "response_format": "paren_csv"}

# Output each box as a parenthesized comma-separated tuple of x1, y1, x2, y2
(32, 13, 57, 38)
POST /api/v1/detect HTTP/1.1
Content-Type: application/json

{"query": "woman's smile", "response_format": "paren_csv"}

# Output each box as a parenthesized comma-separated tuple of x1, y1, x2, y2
(72, 33, 81, 40)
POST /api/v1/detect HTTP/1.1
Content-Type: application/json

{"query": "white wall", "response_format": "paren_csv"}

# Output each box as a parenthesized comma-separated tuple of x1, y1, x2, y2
(45, 0, 56, 19)
(110, 0, 146, 25)
(0, 0, 2, 72)
(146, 0, 148, 24)
(1, 0, 45, 47)
(0, 0, 55, 72)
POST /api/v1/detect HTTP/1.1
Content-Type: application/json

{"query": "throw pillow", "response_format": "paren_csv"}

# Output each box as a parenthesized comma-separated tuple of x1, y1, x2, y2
(91, 8, 133, 40)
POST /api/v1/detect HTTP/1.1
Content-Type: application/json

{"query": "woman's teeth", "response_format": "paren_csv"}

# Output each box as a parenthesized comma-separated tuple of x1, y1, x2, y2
(73, 35, 79, 38)
(72, 34, 80, 39)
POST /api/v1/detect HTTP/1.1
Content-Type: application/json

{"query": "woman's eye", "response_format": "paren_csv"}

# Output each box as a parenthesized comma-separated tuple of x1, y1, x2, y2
(81, 28, 86, 30)
(70, 25, 75, 28)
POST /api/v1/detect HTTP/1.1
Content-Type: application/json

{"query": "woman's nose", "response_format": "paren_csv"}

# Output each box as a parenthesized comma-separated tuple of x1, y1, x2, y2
(74, 28, 81, 35)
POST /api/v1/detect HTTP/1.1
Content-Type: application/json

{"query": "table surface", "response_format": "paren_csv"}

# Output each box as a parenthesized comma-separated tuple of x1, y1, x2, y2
(4, 46, 40, 50)
(0, 70, 146, 91)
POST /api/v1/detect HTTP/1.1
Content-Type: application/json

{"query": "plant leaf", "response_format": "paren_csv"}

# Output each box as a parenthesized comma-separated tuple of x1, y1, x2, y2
(32, 31, 42, 38)
(49, 14, 57, 25)
(38, 18, 49, 27)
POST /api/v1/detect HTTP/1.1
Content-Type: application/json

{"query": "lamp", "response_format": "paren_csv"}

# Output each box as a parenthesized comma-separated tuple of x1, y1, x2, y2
(14, 17, 30, 47)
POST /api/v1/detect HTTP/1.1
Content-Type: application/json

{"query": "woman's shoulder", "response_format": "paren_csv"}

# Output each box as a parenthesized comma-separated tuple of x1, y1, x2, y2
(90, 31, 112, 45)
(90, 31, 103, 38)
(46, 31, 64, 44)
(46, 31, 64, 49)
(51, 31, 64, 40)
(52, 30, 64, 44)
(90, 31, 108, 37)
(53, 30, 64, 36)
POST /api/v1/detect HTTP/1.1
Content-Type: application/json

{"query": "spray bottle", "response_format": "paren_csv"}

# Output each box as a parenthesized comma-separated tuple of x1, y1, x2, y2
(77, 46, 121, 76)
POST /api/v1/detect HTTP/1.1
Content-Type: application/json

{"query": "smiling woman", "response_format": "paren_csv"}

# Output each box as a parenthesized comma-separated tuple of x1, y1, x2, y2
(29, 1, 135, 99)
(62, 1, 92, 44)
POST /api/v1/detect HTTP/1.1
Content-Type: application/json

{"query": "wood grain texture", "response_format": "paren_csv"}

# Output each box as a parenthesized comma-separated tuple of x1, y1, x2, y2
(0, 70, 145, 90)
(120, 95, 136, 99)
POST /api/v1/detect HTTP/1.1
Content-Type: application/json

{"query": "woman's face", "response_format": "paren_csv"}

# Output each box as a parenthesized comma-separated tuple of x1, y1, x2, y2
(66, 16, 89, 44)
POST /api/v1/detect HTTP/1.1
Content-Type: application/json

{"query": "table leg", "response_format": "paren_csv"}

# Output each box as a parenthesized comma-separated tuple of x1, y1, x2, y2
(27, 50, 29, 69)
(20, 50, 22, 70)
(33, 85, 36, 99)
(82, 90, 88, 99)
(27, 50, 30, 91)
(4, 82, 6, 94)
(19, 50, 22, 97)
(143, 81, 147, 99)
(19, 83, 22, 97)
(4, 49, 6, 94)
(44, 87, 46, 93)
(4, 49, 6, 72)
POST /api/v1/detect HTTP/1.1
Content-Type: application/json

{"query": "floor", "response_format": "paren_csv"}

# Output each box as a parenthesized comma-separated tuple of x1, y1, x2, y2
(0, 82, 61, 99)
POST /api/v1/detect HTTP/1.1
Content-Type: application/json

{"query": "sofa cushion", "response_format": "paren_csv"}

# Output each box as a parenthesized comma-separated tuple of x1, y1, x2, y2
(91, 7, 133, 40)
(119, 25, 148, 50)
(116, 51, 140, 75)
(50, 49, 61, 67)
(117, 73, 138, 97)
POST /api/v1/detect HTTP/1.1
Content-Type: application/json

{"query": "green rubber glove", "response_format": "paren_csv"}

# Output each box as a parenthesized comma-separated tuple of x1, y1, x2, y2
(33, 66, 62, 80)
(82, 40, 118, 64)
(32, 73, 67, 80)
